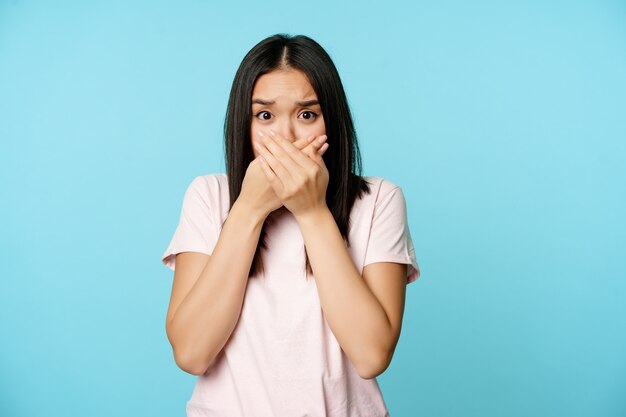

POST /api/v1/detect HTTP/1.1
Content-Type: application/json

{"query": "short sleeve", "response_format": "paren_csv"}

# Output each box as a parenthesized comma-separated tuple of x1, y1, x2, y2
(363, 184, 421, 284)
(161, 176, 219, 271)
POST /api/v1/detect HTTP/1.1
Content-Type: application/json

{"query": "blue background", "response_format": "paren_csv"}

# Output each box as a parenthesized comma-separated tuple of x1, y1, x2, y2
(1, 1, 625, 416)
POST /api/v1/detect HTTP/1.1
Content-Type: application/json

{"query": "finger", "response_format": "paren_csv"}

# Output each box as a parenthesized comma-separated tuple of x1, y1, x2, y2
(309, 142, 329, 170)
(270, 130, 325, 171)
(308, 141, 329, 165)
(292, 134, 316, 151)
(263, 130, 309, 176)
(302, 134, 327, 156)
(258, 155, 284, 194)
(289, 134, 329, 170)
(258, 131, 325, 165)
(255, 131, 294, 184)
(309, 140, 328, 156)
(278, 133, 326, 159)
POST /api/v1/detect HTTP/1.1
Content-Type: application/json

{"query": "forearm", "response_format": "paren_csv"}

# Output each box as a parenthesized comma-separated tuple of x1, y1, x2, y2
(169, 200, 267, 374)
(295, 207, 393, 379)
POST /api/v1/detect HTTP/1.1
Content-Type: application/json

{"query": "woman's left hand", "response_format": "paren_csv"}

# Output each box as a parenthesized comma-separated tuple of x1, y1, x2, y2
(253, 129, 329, 218)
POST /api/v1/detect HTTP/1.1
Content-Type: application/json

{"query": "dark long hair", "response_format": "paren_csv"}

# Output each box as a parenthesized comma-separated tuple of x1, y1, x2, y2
(223, 33, 371, 278)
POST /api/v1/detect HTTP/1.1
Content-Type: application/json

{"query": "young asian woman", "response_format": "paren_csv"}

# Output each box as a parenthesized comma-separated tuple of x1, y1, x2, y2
(161, 33, 420, 417)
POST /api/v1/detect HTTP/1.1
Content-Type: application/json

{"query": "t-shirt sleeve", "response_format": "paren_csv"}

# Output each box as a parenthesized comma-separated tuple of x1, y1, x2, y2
(161, 176, 219, 271)
(363, 184, 421, 284)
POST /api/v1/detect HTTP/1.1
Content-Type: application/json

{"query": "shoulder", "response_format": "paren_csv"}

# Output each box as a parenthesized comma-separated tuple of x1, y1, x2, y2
(184, 173, 229, 213)
(349, 176, 405, 226)
(361, 176, 403, 203)
(188, 172, 227, 189)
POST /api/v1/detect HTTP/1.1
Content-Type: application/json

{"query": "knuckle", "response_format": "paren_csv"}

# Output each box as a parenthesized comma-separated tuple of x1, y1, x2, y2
(284, 187, 296, 199)
(290, 174, 303, 188)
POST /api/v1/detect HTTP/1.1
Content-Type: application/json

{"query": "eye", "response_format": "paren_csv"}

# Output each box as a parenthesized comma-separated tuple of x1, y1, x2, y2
(299, 111, 318, 120)
(255, 111, 272, 120)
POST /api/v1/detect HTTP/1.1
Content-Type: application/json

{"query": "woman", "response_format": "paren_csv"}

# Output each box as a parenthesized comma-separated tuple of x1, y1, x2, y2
(161, 33, 420, 417)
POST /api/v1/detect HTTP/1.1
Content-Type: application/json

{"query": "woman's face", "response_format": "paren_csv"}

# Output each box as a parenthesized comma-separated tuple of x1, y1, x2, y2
(250, 68, 326, 158)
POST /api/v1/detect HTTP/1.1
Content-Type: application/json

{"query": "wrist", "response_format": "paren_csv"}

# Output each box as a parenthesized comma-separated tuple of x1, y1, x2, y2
(294, 205, 331, 228)
(231, 199, 268, 230)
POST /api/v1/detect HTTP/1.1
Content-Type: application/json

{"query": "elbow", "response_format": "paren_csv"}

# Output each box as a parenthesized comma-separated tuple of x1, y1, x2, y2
(167, 321, 212, 376)
(173, 348, 211, 376)
(355, 347, 392, 380)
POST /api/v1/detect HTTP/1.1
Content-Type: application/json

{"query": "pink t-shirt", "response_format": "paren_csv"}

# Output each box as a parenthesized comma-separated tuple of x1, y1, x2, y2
(161, 173, 420, 417)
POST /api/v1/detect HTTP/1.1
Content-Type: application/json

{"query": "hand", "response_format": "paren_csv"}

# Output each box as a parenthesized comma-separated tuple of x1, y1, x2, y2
(239, 132, 329, 219)
(253, 129, 330, 218)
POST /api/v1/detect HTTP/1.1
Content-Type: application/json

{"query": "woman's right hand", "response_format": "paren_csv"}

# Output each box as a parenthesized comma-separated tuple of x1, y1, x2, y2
(239, 134, 329, 219)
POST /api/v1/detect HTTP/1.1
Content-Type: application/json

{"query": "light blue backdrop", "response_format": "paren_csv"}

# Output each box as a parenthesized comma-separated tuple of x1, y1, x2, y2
(1, 1, 624, 416)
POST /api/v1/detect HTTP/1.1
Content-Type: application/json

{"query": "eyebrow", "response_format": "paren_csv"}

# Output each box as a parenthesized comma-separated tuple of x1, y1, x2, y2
(252, 98, 320, 106)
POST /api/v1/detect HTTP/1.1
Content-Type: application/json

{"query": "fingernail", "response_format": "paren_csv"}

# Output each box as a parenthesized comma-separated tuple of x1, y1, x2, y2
(307, 135, 315, 142)
(317, 135, 328, 143)
(269, 129, 276, 136)
(258, 130, 264, 137)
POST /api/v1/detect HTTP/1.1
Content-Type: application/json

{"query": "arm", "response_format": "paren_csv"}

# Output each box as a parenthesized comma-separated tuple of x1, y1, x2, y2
(251, 130, 409, 379)
(165, 137, 328, 375)
(166, 200, 266, 375)
(295, 208, 408, 380)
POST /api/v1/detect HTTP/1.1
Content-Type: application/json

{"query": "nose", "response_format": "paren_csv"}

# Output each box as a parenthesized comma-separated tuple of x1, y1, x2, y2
(274, 120, 296, 142)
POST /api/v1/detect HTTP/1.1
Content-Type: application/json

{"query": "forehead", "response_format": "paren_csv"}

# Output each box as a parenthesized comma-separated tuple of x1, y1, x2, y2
(252, 69, 316, 100)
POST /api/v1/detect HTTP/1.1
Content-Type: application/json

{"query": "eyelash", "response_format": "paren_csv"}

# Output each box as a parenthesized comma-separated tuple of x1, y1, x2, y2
(254, 111, 318, 121)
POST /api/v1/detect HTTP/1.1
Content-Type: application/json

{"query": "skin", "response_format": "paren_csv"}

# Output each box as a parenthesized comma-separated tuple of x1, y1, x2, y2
(166, 68, 408, 380)
(248, 69, 328, 214)
(250, 68, 327, 160)
(166, 132, 327, 375)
